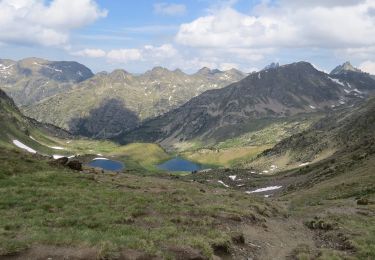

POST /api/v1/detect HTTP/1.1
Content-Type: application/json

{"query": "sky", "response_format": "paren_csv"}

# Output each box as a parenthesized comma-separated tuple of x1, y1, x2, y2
(1, 0, 375, 74)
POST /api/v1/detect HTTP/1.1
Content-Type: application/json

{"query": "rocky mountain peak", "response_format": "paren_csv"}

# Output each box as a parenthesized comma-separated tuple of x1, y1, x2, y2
(286, 61, 319, 72)
(109, 69, 133, 82)
(144, 66, 173, 78)
(196, 67, 212, 75)
(151, 66, 170, 73)
(225, 68, 247, 78)
(263, 62, 280, 70)
(110, 69, 131, 75)
(330, 61, 361, 75)
(211, 69, 222, 74)
(254, 62, 318, 78)
(196, 67, 224, 76)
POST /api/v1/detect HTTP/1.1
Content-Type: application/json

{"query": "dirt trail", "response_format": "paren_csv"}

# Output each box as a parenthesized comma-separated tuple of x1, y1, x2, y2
(241, 216, 315, 260)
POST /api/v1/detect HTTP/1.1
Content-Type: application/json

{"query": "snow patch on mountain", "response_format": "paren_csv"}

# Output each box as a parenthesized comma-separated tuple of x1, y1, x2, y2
(13, 140, 37, 154)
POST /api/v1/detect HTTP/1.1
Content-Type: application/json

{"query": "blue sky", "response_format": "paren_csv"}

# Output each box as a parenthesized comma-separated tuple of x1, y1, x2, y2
(0, 0, 375, 74)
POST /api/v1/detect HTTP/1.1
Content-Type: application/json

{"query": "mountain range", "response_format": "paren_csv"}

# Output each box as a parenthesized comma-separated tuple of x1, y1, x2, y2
(120, 61, 375, 147)
(0, 58, 246, 138)
(2, 58, 374, 145)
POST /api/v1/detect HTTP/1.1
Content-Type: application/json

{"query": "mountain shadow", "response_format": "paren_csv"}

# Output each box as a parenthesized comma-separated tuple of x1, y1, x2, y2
(68, 98, 139, 139)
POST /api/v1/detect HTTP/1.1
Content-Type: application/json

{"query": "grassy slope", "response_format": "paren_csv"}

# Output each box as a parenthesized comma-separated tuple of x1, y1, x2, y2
(0, 92, 63, 156)
(181, 145, 272, 168)
(255, 98, 375, 258)
(283, 152, 375, 259)
(180, 97, 375, 259)
(0, 148, 278, 259)
(175, 114, 320, 168)
(184, 149, 375, 259)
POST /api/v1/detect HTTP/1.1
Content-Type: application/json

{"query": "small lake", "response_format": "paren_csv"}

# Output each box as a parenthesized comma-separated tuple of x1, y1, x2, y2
(88, 159, 124, 171)
(157, 157, 207, 172)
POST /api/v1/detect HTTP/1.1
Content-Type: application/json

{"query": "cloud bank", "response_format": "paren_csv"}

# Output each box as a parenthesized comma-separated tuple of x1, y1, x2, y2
(73, 44, 178, 64)
(10, 0, 374, 73)
(0, 0, 107, 47)
(176, 0, 375, 50)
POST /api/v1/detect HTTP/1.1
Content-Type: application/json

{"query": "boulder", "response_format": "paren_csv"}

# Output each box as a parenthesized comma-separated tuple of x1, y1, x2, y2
(67, 160, 82, 171)
(49, 157, 68, 166)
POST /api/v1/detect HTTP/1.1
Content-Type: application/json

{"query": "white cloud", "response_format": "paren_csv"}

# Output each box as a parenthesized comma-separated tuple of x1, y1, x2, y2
(73, 48, 106, 58)
(72, 44, 245, 72)
(144, 44, 178, 58)
(281, 0, 366, 8)
(171, 58, 217, 72)
(175, 1, 375, 50)
(72, 42, 268, 72)
(154, 2, 186, 16)
(73, 44, 178, 64)
(107, 49, 143, 63)
(0, 0, 107, 47)
(341, 46, 375, 60)
(359, 61, 375, 75)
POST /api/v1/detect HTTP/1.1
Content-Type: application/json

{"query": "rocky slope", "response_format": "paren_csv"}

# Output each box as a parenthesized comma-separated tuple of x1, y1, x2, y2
(120, 62, 375, 146)
(24, 66, 246, 138)
(0, 58, 94, 106)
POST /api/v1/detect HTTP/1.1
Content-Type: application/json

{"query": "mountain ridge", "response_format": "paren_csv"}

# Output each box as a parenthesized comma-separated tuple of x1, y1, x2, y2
(119, 61, 375, 147)
(21, 61, 247, 138)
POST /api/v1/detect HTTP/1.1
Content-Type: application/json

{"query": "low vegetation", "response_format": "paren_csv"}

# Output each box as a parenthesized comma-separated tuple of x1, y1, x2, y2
(181, 145, 271, 168)
(285, 156, 375, 259)
(0, 148, 277, 259)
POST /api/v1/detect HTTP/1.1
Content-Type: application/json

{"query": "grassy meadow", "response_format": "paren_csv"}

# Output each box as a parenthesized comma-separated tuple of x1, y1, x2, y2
(0, 148, 277, 259)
